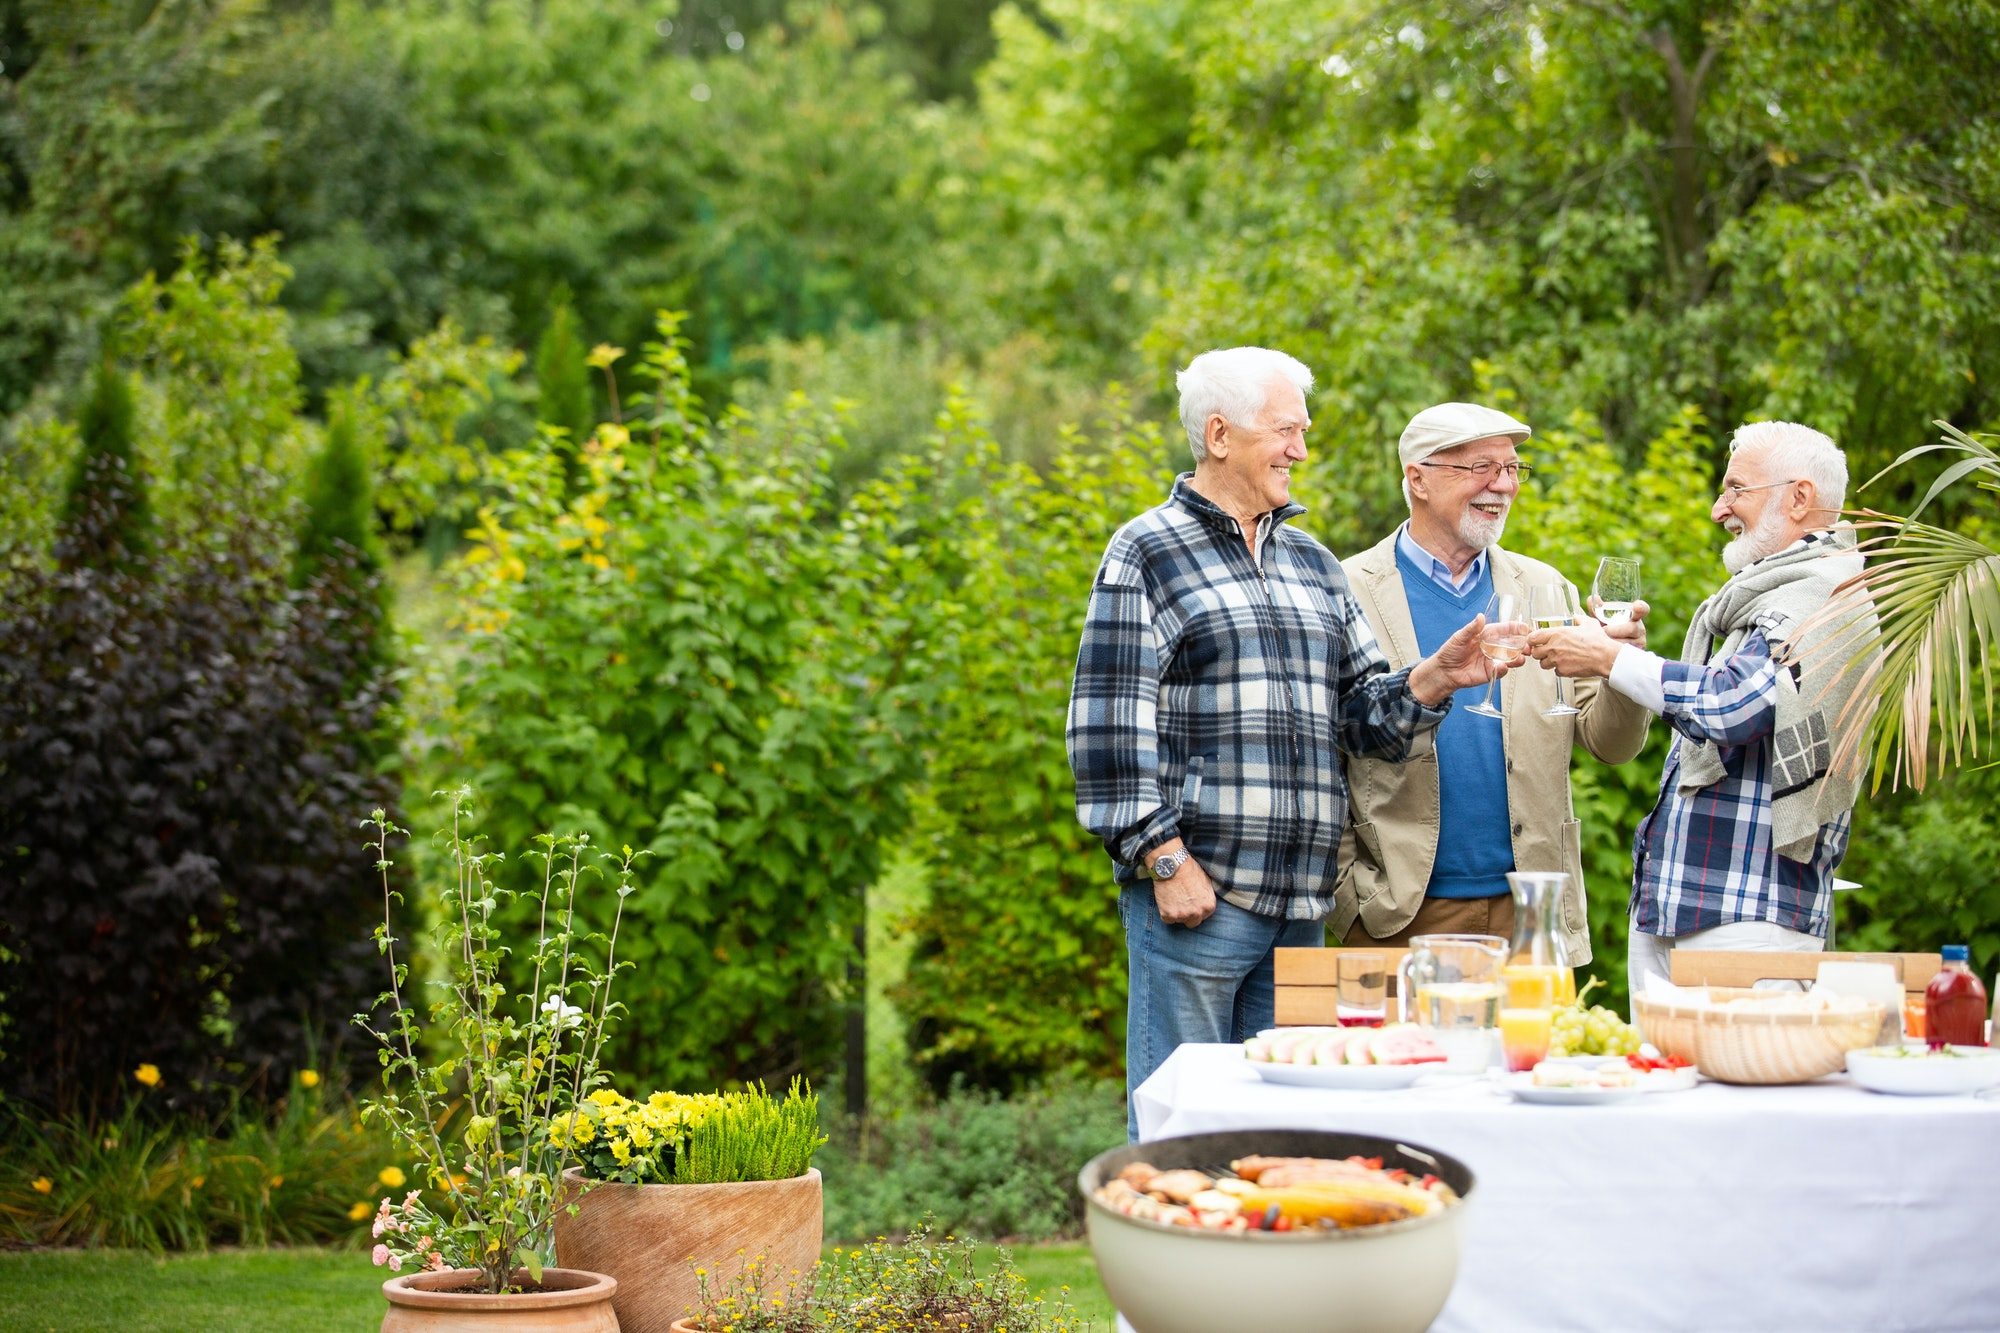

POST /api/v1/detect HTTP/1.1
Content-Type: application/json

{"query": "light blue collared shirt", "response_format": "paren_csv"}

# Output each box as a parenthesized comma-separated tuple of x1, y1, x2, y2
(1394, 522, 1488, 594)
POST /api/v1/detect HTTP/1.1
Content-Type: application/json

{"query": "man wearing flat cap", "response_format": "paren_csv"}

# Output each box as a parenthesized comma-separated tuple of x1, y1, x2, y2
(1332, 403, 1652, 962)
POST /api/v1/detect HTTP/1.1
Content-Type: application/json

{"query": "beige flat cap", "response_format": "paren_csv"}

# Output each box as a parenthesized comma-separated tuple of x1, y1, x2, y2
(1398, 402, 1532, 466)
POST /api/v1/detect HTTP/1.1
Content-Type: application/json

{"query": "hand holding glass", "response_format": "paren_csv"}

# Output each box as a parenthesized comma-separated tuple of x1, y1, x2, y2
(1592, 557, 1642, 626)
(1466, 592, 1528, 720)
(1528, 584, 1582, 717)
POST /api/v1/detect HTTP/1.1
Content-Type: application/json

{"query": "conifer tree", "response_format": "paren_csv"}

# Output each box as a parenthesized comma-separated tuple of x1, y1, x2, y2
(534, 288, 594, 482)
(57, 359, 153, 569)
(291, 395, 382, 589)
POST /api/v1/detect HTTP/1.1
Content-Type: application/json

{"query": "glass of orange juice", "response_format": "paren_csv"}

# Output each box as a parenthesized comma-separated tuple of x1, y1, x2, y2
(1500, 970, 1556, 1073)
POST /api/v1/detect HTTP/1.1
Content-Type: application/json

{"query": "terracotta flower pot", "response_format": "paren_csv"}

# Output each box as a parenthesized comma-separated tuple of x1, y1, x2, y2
(380, 1266, 619, 1331)
(553, 1167, 822, 1333)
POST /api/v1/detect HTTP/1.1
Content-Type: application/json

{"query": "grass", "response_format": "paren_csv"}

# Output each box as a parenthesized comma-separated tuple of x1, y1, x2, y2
(0, 1242, 1115, 1331)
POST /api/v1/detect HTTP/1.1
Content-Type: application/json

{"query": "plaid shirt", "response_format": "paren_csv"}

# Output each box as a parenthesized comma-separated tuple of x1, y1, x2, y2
(1067, 476, 1448, 920)
(1630, 629, 1852, 938)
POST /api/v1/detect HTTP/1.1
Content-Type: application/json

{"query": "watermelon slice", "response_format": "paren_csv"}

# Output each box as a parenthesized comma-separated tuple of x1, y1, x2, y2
(1310, 1032, 1354, 1066)
(1343, 1034, 1375, 1065)
(1368, 1025, 1448, 1066)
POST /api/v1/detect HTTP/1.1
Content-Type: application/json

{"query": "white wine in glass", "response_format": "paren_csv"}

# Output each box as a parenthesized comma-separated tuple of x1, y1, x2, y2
(1528, 583, 1582, 717)
(1593, 556, 1642, 625)
(1467, 592, 1528, 719)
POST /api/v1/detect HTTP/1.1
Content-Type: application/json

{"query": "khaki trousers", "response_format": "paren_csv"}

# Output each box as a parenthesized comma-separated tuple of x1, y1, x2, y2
(1341, 893, 1516, 948)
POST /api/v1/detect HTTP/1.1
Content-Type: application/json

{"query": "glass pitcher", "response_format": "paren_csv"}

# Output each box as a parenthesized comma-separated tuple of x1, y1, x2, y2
(1397, 933, 1507, 1027)
(1504, 872, 1577, 1007)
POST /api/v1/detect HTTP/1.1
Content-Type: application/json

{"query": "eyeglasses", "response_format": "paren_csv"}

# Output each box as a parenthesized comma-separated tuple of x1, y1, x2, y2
(1417, 460, 1532, 481)
(1716, 478, 1799, 503)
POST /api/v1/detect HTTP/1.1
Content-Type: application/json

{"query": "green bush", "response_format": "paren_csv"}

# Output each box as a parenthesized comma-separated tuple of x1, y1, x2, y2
(0, 1076, 399, 1252)
(1838, 765, 2000, 988)
(896, 401, 1164, 1091)
(432, 316, 928, 1092)
(818, 1080, 1125, 1243)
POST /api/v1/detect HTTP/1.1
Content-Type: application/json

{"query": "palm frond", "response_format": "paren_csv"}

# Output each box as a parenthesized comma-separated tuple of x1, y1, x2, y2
(1807, 507, 2000, 792)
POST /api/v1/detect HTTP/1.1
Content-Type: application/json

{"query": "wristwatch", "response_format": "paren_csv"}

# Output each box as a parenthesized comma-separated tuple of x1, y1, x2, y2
(1150, 848, 1191, 880)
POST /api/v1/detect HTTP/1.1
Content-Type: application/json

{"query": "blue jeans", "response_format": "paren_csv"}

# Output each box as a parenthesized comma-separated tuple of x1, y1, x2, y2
(1120, 885, 1323, 1139)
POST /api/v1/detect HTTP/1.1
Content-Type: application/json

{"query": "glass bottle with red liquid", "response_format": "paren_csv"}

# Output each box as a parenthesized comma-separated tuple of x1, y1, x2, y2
(1924, 945, 1989, 1049)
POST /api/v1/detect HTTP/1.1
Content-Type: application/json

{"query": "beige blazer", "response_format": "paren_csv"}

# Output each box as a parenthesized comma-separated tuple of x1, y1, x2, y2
(1332, 533, 1652, 964)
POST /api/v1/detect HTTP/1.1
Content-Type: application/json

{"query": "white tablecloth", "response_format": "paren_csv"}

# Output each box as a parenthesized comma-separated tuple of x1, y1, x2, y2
(1129, 1044, 2000, 1333)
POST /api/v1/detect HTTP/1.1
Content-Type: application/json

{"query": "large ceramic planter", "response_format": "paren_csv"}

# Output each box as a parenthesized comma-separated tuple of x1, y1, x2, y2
(380, 1266, 619, 1331)
(553, 1167, 823, 1333)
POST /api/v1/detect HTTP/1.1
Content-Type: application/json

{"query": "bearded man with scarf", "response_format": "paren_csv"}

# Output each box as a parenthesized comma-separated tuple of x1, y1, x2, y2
(1528, 421, 1878, 995)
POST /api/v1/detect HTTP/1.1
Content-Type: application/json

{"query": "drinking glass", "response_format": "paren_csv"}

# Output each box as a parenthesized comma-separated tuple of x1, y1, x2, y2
(1500, 970, 1556, 1073)
(1336, 952, 1388, 1028)
(1529, 583, 1582, 717)
(1465, 591, 1528, 720)
(1592, 556, 1642, 626)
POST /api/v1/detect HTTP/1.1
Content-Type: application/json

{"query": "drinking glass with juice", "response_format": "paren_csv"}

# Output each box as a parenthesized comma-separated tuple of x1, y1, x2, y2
(1500, 971, 1556, 1073)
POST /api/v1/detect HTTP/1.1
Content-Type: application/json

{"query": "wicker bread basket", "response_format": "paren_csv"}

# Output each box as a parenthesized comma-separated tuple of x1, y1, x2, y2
(1634, 986, 1885, 1085)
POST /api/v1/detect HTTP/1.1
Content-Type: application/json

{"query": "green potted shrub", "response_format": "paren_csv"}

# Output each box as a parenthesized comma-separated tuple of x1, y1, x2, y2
(552, 1080, 827, 1331)
(668, 1222, 1088, 1332)
(356, 792, 638, 1330)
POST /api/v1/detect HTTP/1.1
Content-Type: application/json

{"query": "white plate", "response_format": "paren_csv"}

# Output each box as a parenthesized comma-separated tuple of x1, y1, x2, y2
(1248, 1060, 1437, 1090)
(1538, 1053, 1626, 1070)
(1508, 1078, 1646, 1106)
(1846, 1045, 2000, 1096)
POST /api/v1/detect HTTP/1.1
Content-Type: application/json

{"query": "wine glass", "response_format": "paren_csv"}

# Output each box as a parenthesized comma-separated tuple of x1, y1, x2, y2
(1592, 556, 1642, 626)
(1465, 591, 1527, 719)
(1528, 583, 1582, 717)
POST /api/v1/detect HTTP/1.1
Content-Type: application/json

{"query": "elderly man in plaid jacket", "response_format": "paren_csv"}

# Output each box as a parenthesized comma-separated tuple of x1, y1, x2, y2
(1068, 346, 1509, 1137)
(1529, 421, 1874, 998)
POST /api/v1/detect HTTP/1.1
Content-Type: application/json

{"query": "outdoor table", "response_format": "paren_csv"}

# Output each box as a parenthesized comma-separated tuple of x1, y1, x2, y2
(1126, 1042, 2000, 1333)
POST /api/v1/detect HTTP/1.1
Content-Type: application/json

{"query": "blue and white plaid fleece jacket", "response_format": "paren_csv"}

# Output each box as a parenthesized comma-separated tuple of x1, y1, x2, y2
(1067, 476, 1449, 920)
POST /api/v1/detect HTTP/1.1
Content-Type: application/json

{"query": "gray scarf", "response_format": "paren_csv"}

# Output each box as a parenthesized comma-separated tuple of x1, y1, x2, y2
(1677, 529, 1875, 861)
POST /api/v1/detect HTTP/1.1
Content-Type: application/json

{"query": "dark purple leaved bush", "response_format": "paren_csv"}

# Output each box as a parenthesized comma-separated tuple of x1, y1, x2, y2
(0, 466, 402, 1116)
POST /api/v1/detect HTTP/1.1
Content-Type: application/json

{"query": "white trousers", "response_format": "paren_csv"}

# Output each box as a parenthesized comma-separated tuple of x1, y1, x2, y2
(1627, 918, 1825, 1011)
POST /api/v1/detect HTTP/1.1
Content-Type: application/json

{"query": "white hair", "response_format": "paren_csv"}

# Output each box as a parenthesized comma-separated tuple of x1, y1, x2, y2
(1728, 420, 1848, 513)
(1176, 347, 1314, 462)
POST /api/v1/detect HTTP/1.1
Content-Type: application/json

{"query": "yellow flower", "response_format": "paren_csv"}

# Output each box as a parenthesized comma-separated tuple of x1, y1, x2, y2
(268, 1175, 284, 1189)
(586, 343, 625, 370)
(32, 1177, 52, 1195)
(189, 1175, 205, 1189)
(610, 1137, 632, 1165)
(299, 1070, 321, 1088)
(378, 1166, 407, 1189)
(134, 1063, 162, 1088)
(348, 1201, 372, 1221)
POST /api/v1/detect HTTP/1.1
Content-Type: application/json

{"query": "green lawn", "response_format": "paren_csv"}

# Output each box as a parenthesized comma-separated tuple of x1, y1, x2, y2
(0, 1242, 1115, 1331)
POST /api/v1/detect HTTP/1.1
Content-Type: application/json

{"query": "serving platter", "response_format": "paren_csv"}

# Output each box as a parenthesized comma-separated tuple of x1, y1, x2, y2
(1248, 1061, 1436, 1091)
(1845, 1045, 2000, 1096)
(1507, 1080, 1646, 1107)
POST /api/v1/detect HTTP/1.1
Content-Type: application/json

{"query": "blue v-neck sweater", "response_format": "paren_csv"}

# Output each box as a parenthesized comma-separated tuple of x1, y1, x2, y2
(1394, 548, 1513, 899)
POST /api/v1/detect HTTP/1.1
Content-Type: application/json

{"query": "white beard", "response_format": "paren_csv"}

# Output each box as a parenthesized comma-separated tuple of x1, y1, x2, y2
(1459, 507, 1507, 552)
(1722, 504, 1790, 574)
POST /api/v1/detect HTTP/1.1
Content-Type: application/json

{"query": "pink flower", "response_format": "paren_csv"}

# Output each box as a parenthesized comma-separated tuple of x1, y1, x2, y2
(426, 1251, 447, 1272)
(388, 1254, 403, 1272)
(372, 1244, 390, 1267)
(402, 1189, 421, 1215)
